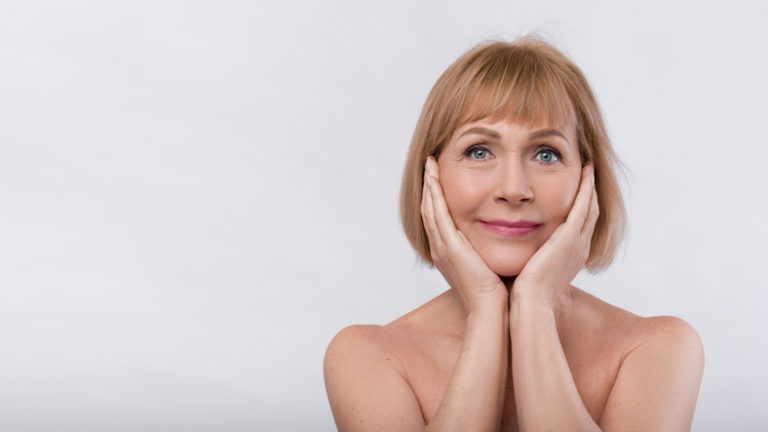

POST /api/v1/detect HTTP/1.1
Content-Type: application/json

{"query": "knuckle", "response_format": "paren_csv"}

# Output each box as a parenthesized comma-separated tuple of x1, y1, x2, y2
(426, 226, 439, 240)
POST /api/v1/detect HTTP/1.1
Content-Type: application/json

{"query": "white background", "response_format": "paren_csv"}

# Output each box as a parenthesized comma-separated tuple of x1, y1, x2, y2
(1, 0, 766, 430)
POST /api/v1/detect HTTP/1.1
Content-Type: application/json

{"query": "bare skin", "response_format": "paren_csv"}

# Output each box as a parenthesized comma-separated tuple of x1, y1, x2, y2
(324, 118, 704, 431)
(376, 286, 645, 430)
(325, 285, 702, 431)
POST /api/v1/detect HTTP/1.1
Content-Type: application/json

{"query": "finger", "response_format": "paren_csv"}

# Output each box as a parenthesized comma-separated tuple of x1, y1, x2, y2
(421, 168, 440, 244)
(565, 164, 594, 234)
(426, 157, 458, 243)
(580, 165, 599, 234)
(581, 185, 600, 240)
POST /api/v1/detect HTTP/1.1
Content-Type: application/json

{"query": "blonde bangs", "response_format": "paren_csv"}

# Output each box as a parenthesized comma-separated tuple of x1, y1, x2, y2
(454, 47, 578, 138)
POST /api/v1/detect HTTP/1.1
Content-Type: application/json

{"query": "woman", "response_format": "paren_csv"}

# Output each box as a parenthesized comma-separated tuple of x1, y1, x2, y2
(323, 36, 704, 431)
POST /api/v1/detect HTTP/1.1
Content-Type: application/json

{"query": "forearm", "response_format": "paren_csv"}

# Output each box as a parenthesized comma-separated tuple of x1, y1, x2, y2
(509, 293, 601, 432)
(426, 301, 509, 432)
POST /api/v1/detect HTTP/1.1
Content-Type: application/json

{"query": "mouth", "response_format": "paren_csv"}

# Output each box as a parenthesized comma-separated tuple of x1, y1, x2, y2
(479, 220, 542, 237)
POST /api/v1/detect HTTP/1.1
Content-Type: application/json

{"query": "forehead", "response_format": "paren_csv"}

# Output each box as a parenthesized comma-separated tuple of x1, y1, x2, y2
(452, 116, 578, 147)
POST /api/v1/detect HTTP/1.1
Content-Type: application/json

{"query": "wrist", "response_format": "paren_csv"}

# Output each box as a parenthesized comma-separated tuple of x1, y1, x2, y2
(511, 280, 574, 310)
(510, 286, 553, 311)
(458, 281, 506, 307)
(467, 293, 509, 317)
(509, 284, 575, 334)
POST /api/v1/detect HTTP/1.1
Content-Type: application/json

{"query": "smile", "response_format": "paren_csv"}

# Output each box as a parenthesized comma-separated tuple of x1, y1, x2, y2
(479, 221, 541, 237)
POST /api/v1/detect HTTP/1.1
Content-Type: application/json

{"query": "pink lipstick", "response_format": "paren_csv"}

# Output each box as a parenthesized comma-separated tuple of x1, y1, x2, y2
(479, 220, 541, 237)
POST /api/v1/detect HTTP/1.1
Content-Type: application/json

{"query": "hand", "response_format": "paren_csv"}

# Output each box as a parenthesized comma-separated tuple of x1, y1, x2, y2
(421, 156, 508, 313)
(511, 164, 599, 309)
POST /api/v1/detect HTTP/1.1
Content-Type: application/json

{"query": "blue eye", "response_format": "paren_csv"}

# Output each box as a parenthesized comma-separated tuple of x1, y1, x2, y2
(466, 146, 490, 160)
(536, 148, 560, 163)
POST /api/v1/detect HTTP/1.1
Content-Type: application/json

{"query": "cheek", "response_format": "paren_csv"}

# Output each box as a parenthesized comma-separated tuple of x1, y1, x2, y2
(538, 174, 581, 223)
(439, 169, 481, 218)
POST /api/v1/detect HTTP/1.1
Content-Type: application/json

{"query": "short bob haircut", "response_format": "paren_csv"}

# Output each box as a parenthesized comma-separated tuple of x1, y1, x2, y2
(400, 35, 627, 273)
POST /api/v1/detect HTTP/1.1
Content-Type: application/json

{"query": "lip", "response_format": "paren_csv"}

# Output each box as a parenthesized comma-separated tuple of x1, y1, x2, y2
(479, 220, 541, 237)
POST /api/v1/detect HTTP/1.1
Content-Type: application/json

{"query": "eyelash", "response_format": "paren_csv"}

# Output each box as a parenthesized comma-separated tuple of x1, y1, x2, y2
(463, 145, 562, 163)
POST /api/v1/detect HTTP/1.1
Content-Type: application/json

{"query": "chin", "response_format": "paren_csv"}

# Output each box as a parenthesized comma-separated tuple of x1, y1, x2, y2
(480, 246, 534, 277)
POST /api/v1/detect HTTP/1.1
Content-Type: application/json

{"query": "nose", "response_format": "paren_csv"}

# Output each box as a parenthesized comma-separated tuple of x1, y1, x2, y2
(494, 160, 534, 205)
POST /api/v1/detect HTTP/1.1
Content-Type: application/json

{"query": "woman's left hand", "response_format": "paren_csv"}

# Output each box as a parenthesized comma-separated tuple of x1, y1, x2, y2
(511, 164, 599, 309)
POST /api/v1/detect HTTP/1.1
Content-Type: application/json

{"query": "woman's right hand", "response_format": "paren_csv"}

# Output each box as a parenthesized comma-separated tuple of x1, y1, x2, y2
(421, 156, 508, 313)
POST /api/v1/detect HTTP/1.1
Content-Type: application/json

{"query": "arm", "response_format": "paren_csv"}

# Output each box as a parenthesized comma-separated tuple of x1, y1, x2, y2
(426, 300, 509, 432)
(509, 293, 600, 432)
(323, 307, 509, 432)
(508, 301, 705, 432)
(599, 316, 705, 431)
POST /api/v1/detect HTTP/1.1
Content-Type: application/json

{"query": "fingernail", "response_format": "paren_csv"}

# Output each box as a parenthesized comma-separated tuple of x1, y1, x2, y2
(425, 157, 433, 174)
(426, 174, 432, 186)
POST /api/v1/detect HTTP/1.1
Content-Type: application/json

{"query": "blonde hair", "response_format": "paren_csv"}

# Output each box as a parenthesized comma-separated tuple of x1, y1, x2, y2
(399, 35, 627, 273)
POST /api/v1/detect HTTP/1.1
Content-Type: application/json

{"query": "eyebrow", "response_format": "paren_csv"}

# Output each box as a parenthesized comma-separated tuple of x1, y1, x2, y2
(458, 126, 569, 143)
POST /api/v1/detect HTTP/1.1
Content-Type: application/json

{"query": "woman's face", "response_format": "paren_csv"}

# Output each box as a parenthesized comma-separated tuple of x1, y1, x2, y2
(436, 117, 583, 277)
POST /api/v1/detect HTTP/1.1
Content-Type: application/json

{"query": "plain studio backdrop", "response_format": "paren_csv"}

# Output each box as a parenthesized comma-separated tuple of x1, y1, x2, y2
(1, 0, 766, 430)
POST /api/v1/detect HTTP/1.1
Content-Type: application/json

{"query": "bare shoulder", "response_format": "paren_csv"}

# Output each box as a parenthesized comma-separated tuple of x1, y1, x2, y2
(634, 315, 702, 338)
(569, 290, 705, 429)
(323, 325, 425, 431)
(599, 315, 705, 430)
(323, 290, 457, 390)
(623, 315, 705, 362)
(571, 289, 703, 360)
(323, 324, 407, 375)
